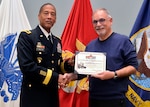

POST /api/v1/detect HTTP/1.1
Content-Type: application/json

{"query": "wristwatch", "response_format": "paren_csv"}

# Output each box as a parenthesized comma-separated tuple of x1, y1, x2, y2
(113, 71, 118, 79)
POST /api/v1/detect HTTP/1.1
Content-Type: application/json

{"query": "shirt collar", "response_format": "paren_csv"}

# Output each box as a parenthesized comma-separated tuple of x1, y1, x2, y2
(39, 25, 52, 38)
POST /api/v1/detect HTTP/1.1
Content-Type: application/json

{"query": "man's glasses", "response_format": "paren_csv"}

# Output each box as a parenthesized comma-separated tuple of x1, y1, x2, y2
(92, 18, 106, 25)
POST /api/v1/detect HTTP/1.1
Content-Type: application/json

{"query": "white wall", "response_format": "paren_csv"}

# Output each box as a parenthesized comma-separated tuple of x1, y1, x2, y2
(0, 0, 143, 36)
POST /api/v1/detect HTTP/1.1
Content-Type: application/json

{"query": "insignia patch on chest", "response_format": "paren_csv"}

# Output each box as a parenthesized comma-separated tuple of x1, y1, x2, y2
(57, 43, 62, 53)
(36, 42, 45, 52)
(37, 57, 42, 63)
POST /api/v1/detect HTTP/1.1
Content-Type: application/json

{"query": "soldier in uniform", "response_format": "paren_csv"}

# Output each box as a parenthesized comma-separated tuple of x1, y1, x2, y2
(17, 3, 68, 107)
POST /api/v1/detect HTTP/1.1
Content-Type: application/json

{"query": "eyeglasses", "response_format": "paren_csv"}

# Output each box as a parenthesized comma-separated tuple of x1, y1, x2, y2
(92, 18, 106, 24)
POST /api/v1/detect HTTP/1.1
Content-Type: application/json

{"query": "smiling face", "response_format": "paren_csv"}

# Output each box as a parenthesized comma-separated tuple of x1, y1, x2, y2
(92, 8, 113, 40)
(38, 4, 56, 33)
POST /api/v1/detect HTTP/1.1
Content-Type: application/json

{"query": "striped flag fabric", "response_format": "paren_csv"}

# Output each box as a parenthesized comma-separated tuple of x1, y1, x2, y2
(0, 0, 31, 107)
(126, 0, 150, 107)
(59, 0, 97, 107)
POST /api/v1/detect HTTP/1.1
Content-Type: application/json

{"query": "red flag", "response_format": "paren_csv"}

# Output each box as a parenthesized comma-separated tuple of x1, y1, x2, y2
(61, 0, 97, 54)
(59, 0, 97, 107)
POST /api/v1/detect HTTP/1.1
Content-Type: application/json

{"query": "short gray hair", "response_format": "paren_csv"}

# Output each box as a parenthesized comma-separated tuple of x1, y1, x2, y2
(93, 8, 112, 18)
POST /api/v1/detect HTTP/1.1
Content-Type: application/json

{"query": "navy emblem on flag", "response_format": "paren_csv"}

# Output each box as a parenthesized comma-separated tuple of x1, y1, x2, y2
(126, 0, 150, 107)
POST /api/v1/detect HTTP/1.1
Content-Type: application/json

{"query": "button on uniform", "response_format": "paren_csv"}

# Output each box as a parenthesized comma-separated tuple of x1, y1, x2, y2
(51, 60, 54, 63)
(52, 68, 54, 71)
(29, 84, 32, 87)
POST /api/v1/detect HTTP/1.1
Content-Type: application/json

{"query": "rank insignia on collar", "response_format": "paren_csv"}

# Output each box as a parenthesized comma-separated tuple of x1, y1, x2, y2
(40, 35, 43, 38)
(36, 42, 45, 52)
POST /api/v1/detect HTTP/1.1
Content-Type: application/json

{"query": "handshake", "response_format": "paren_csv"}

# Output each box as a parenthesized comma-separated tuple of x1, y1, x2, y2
(58, 56, 76, 87)
(58, 73, 77, 87)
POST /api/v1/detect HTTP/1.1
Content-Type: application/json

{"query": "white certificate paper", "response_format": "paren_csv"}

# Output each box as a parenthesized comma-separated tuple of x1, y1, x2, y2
(75, 52, 106, 75)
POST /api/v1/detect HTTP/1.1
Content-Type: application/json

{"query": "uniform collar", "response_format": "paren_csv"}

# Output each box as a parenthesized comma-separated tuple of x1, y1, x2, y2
(39, 25, 52, 38)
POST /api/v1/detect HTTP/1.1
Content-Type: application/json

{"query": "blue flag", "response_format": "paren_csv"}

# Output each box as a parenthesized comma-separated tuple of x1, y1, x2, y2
(0, 0, 31, 107)
(126, 0, 150, 107)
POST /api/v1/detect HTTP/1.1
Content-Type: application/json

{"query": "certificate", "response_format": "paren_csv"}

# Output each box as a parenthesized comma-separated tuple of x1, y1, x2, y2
(74, 52, 106, 75)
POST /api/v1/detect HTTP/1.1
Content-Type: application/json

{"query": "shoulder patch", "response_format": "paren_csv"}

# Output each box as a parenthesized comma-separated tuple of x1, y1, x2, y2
(22, 30, 31, 34)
